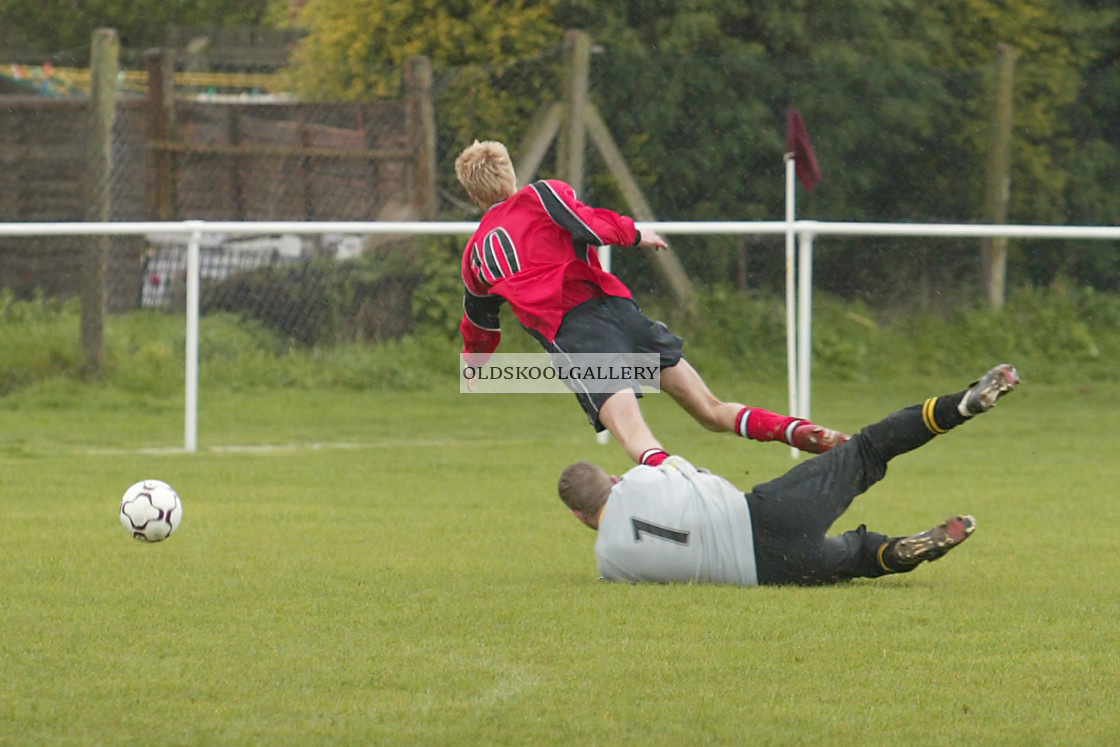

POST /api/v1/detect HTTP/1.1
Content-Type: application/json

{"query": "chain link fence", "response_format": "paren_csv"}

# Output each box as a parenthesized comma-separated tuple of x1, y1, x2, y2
(0, 38, 437, 340)
(1, 30, 1117, 357)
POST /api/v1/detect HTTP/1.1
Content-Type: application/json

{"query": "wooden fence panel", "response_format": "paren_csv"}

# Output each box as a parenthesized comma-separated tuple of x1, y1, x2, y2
(0, 58, 433, 310)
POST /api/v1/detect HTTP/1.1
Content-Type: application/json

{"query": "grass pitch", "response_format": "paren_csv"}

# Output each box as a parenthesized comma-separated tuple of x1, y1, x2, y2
(2, 373, 1119, 745)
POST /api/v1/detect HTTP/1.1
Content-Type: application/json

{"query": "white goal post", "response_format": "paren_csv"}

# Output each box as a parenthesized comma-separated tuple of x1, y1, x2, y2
(2, 218, 1120, 452)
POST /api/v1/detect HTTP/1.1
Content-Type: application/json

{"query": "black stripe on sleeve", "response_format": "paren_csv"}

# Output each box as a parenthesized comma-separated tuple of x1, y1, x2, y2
(531, 181, 605, 246)
(463, 289, 502, 331)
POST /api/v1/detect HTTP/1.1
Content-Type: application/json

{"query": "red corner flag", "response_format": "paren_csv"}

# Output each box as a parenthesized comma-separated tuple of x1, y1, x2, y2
(786, 108, 821, 191)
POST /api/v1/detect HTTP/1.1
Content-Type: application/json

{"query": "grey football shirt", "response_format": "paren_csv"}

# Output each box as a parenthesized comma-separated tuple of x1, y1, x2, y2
(594, 456, 759, 585)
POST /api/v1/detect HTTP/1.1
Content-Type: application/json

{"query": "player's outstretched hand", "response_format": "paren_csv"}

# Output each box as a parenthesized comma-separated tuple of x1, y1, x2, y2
(638, 230, 668, 251)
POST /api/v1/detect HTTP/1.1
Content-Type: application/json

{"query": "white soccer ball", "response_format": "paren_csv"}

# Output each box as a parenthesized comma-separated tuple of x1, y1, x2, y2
(119, 479, 182, 542)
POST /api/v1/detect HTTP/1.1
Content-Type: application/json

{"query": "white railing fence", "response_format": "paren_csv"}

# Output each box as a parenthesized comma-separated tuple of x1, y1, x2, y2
(3, 219, 1119, 452)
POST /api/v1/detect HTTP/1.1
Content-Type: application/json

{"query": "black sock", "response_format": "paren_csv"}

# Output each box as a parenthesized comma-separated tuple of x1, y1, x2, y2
(877, 539, 919, 573)
(921, 392, 969, 435)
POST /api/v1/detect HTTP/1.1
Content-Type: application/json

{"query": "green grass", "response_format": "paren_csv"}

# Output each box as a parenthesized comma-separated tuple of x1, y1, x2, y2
(2, 368, 1120, 745)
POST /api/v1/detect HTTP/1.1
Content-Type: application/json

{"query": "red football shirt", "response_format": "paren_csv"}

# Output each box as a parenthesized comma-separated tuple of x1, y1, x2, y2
(459, 179, 637, 356)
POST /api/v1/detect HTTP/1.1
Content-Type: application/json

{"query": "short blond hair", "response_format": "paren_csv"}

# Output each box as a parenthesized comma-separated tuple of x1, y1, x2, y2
(455, 140, 517, 209)
(558, 461, 612, 517)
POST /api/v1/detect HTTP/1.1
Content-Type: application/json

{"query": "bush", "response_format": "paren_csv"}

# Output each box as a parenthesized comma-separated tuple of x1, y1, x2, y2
(637, 281, 1120, 386)
(0, 290, 83, 394)
(201, 243, 430, 346)
(1, 281, 1117, 399)
(872, 281, 1120, 383)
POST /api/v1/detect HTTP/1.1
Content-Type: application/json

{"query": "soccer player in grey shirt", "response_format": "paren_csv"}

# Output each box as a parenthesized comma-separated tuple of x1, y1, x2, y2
(557, 364, 1019, 586)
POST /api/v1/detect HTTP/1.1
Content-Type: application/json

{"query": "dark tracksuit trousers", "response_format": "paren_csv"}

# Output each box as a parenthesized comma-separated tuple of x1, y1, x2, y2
(746, 391, 970, 585)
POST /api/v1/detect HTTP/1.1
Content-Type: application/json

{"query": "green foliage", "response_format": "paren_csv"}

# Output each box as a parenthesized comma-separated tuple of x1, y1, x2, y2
(201, 247, 433, 347)
(0, 291, 82, 394)
(191, 316, 450, 392)
(552, 1, 969, 222)
(408, 237, 470, 340)
(0, 293, 455, 399)
(287, 0, 558, 96)
(284, 0, 561, 144)
(6, 0, 1120, 296)
(541, 0, 1120, 293)
(924, 0, 1120, 290)
(641, 285, 791, 382)
(642, 281, 1120, 387)
(0, 0, 279, 63)
(822, 280, 1120, 384)
(103, 309, 189, 396)
(3, 283, 1118, 402)
(284, 0, 564, 218)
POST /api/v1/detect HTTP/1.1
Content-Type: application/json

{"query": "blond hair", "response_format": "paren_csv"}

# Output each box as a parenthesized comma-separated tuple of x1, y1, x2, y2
(455, 140, 517, 209)
(557, 461, 612, 517)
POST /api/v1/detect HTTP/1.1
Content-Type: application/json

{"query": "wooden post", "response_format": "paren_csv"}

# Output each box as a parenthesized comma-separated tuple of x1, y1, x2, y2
(514, 102, 563, 187)
(81, 28, 118, 375)
(560, 30, 591, 195)
(511, 29, 697, 315)
(145, 48, 176, 219)
(736, 240, 749, 292)
(227, 106, 247, 219)
(404, 55, 437, 219)
(584, 103, 697, 315)
(297, 109, 312, 219)
(981, 43, 1016, 310)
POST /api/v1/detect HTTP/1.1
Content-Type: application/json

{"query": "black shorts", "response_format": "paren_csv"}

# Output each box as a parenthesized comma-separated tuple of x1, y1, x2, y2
(526, 296, 683, 432)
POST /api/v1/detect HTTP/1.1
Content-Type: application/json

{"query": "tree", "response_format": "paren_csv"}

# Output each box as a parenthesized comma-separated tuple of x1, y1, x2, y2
(550, 0, 1119, 302)
(0, 0, 278, 64)
(284, 0, 563, 216)
(285, 0, 557, 98)
(929, 0, 1118, 291)
(552, 0, 977, 302)
(1049, 0, 1120, 291)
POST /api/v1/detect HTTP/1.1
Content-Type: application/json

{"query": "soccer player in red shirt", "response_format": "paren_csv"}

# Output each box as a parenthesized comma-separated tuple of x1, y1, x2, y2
(455, 140, 848, 466)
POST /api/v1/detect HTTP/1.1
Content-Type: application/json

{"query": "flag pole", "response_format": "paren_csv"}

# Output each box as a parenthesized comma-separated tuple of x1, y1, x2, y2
(784, 108, 820, 458)
(784, 152, 798, 459)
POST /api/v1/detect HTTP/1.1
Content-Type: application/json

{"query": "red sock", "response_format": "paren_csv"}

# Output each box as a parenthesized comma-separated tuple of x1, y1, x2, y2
(639, 448, 669, 466)
(734, 407, 804, 444)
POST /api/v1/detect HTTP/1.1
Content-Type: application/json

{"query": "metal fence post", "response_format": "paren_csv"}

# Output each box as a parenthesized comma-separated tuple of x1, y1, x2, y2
(184, 221, 203, 452)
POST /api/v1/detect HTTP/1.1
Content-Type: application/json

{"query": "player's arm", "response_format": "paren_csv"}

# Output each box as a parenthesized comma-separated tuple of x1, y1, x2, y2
(531, 180, 666, 251)
(460, 289, 502, 364)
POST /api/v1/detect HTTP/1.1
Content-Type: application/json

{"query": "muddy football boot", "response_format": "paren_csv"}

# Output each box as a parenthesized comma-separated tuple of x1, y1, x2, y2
(887, 514, 976, 569)
(958, 364, 1019, 417)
